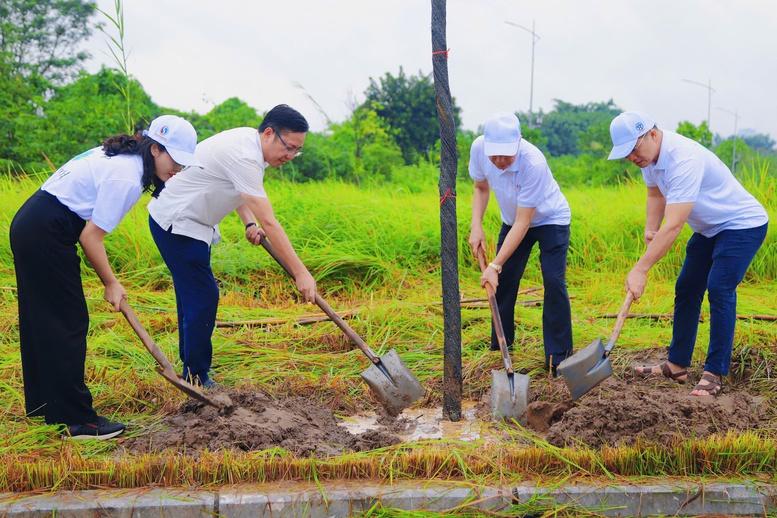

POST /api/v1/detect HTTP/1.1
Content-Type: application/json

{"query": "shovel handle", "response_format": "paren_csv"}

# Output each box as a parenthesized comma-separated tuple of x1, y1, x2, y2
(604, 292, 634, 355)
(258, 237, 381, 366)
(476, 247, 514, 374)
(120, 299, 177, 374)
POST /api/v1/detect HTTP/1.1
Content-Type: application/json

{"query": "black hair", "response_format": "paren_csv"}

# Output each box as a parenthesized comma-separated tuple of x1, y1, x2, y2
(102, 131, 165, 195)
(258, 104, 309, 134)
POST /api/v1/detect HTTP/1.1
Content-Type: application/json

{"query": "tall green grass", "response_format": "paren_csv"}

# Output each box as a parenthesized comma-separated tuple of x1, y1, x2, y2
(1, 160, 776, 493)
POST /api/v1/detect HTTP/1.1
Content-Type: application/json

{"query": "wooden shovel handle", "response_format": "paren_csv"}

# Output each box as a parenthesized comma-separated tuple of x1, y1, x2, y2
(604, 292, 634, 355)
(119, 299, 177, 374)
(476, 247, 514, 374)
(258, 237, 381, 365)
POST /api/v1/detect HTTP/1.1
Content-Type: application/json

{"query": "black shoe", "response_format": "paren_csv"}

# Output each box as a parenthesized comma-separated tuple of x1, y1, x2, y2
(64, 416, 125, 440)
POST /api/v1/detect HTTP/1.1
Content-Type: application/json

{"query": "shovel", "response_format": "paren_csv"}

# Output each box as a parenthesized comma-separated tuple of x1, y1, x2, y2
(476, 248, 530, 424)
(119, 299, 228, 410)
(257, 237, 424, 417)
(557, 292, 634, 400)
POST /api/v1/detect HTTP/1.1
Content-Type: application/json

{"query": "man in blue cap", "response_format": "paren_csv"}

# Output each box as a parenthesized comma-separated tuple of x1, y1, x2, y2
(609, 111, 768, 396)
(469, 112, 574, 375)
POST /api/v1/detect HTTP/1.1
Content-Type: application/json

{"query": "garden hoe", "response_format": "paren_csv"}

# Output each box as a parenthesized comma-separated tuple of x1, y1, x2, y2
(119, 300, 230, 410)
(557, 292, 634, 400)
(477, 248, 530, 424)
(258, 237, 425, 417)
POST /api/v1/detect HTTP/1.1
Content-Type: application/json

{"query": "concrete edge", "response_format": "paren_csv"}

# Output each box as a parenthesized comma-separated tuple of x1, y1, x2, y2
(1, 481, 776, 517)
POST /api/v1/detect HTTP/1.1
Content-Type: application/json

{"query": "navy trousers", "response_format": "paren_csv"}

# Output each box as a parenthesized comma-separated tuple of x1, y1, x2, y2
(668, 223, 768, 376)
(10, 191, 98, 425)
(492, 223, 574, 367)
(149, 216, 219, 384)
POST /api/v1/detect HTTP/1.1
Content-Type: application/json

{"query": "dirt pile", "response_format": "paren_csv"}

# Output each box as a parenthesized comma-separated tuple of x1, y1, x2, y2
(527, 372, 764, 448)
(121, 389, 401, 457)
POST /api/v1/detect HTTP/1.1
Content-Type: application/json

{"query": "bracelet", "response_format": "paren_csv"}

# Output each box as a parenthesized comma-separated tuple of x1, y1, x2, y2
(245, 222, 257, 230)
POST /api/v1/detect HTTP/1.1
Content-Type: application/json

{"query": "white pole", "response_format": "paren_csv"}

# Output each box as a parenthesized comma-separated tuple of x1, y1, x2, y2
(505, 20, 540, 128)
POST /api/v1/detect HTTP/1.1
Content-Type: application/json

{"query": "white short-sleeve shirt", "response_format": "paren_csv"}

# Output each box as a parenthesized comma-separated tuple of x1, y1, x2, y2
(641, 131, 768, 237)
(148, 127, 269, 244)
(41, 147, 144, 233)
(469, 136, 570, 227)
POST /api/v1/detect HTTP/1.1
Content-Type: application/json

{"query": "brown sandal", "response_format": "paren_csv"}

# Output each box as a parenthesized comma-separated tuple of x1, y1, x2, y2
(635, 361, 688, 383)
(691, 373, 723, 397)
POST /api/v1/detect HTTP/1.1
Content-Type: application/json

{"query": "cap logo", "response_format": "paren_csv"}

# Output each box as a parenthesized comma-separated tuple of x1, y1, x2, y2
(155, 126, 169, 141)
(635, 122, 644, 132)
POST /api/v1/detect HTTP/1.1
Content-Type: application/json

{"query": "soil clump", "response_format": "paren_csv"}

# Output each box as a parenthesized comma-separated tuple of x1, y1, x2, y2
(121, 389, 401, 457)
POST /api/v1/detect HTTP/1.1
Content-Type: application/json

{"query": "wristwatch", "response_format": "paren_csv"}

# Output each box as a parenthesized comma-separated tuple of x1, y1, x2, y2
(488, 262, 502, 274)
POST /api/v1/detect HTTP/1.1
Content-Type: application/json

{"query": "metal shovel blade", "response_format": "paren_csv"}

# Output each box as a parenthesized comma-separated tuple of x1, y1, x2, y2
(556, 338, 613, 400)
(361, 349, 425, 417)
(490, 370, 530, 424)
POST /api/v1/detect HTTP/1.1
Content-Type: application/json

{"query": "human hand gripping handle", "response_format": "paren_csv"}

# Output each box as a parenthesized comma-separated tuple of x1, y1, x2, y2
(257, 235, 382, 365)
(477, 246, 514, 375)
(244, 222, 265, 246)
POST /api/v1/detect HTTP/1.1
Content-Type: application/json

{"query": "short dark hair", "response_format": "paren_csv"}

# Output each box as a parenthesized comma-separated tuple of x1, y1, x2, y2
(258, 104, 309, 134)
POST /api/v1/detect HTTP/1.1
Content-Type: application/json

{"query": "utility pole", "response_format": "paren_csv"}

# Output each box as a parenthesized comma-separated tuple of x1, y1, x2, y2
(505, 20, 540, 128)
(718, 107, 740, 173)
(682, 78, 714, 131)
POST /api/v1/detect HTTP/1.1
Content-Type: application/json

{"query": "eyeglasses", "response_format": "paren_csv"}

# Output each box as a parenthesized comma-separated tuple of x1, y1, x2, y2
(275, 130, 303, 157)
(166, 151, 188, 172)
(630, 133, 648, 155)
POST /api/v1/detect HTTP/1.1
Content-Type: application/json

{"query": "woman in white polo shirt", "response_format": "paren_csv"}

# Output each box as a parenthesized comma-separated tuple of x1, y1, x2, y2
(609, 111, 768, 397)
(9, 115, 202, 439)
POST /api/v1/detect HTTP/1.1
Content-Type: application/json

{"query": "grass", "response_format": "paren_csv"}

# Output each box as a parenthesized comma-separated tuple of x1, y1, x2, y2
(1, 162, 776, 508)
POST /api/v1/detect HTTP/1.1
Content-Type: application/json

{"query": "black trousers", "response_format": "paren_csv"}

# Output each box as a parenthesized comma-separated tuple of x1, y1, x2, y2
(492, 223, 574, 367)
(9, 190, 98, 425)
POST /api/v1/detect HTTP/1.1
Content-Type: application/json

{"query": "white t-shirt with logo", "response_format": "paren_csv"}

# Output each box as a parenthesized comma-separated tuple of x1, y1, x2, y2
(469, 136, 570, 227)
(641, 131, 768, 237)
(148, 127, 269, 245)
(41, 147, 144, 233)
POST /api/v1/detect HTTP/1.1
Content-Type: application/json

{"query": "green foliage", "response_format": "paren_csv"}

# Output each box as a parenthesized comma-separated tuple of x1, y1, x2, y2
(0, 57, 44, 173)
(22, 67, 160, 171)
(190, 97, 263, 141)
(535, 99, 621, 157)
(363, 66, 462, 165)
(286, 107, 404, 184)
(676, 120, 713, 148)
(0, 0, 97, 86)
(740, 133, 776, 154)
(714, 138, 753, 174)
(548, 153, 639, 187)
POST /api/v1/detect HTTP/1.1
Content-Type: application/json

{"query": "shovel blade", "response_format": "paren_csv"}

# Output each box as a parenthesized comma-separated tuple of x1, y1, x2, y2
(490, 370, 530, 424)
(361, 349, 425, 417)
(557, 338, 613, 400)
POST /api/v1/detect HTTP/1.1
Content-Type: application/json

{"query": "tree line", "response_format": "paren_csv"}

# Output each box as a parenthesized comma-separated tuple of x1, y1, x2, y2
(1, 0, 774, 185)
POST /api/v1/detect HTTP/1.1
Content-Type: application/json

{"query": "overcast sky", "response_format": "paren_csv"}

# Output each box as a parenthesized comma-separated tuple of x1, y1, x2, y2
(83, 0, 777, 140)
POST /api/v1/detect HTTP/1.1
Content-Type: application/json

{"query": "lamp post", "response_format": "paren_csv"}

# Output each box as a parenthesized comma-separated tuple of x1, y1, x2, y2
(718, 107, 740, 173)
(682, 78, 714, 130)
(505, 20, 540, 128)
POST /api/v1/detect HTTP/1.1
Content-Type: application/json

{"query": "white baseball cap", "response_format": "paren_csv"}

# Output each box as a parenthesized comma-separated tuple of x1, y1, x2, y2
(144, 115, 203, 167)
(608, 111, 655, 160)
(484, 112, 522, 157)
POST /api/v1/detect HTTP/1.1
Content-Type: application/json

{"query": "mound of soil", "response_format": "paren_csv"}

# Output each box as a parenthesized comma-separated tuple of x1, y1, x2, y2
(121, 390, 401, 457)
(527, 371, 765, 449)
(121, 363, 769, 456)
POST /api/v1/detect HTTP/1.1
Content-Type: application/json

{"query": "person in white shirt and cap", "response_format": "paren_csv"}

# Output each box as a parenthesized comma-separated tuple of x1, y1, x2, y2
(469, 112, 574, 375)
(608, 111, 769, 397)
(9, 115, 202, 439)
